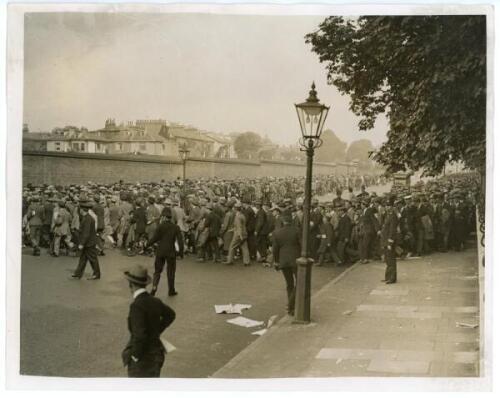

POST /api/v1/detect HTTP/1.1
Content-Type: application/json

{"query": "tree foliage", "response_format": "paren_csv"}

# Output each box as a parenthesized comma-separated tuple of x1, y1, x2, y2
(346, 139, 374, 162)
(306, 16, 486, 175)
(315, 129, 347, 162)
(233, 132, 262, 159)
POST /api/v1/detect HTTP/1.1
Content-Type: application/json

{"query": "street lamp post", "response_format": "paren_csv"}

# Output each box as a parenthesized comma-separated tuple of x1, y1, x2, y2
(178, 143, 190, 190)
(294, 82, 330, 324)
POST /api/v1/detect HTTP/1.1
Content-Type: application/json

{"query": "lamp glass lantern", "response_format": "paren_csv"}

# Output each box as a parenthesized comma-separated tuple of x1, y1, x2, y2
(295, 82, 330, 142)
(179, 143, 190, 160)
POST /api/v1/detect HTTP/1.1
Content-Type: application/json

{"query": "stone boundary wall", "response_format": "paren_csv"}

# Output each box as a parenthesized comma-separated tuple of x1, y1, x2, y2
(22, 151, 339, 185)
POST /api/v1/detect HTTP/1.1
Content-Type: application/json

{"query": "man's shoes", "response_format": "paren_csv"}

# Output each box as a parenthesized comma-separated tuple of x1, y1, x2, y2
(69, 274, 80, 280)
(243, 263, 251, 267)
(385, 280, 396, 284)
(87, 275, 100, 280)
(168, 290, 178, 296)
(381, 279, 387, 282)
(223, 261, 234, 266)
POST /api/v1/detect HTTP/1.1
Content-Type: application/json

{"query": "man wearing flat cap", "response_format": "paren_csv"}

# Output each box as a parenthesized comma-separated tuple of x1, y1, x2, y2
(122, 264, 176, 377)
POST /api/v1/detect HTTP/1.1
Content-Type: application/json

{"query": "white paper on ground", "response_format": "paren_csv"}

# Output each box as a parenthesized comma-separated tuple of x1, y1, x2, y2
(214, 304, 252, 314)
(456, 322, 478, 329)
(226, 316, 264, 328)
(251, 329, 268, 336)
(160, 336, 177, 353)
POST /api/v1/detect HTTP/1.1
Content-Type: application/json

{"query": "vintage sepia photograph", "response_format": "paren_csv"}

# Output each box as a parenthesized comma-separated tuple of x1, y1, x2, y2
(4, 1, 494, 391)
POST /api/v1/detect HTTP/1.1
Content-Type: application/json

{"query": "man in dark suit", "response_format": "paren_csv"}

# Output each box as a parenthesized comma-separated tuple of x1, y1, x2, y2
(71, 201, 101, 280)
(272, 211, 301, 316)
(243, 201, 257, 260)
(254, 200, 268, 262)
(204, 203, 221, 262)
(92, 194, 106, 256)
(336, 205, 353, 265)
(147, 207, 184, 297)
(381, 198, 399, 284)
(122, 264, 176, 378)
(358, 200, 381, 263)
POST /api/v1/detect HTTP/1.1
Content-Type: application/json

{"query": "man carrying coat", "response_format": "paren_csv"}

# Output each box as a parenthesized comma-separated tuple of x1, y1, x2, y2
(272, 210, 301, 316)
(122, 264, 176, 377)
(146, 207, 184, 297)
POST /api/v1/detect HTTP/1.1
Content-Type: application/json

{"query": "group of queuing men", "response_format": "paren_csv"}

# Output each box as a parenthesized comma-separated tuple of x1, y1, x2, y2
(21, 172, 479, 377)
(22, 172, 477, 268)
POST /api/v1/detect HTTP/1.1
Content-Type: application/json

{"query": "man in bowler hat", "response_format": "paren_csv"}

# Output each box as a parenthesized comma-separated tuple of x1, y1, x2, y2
(122, 264, 176, 377)
(272, 210, 301, 316)
(71, 200, 101, 280)
(146, 207, 184, 297)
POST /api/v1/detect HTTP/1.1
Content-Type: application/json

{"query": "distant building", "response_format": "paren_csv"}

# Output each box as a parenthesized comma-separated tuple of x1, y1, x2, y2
(22, 119, 239, 159)
(167, 123, 215, 158)
(204, 132, 235, 158)
(23, 120, 168, 156)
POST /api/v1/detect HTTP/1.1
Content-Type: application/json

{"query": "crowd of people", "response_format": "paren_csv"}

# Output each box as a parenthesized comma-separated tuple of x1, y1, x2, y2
(21, 171, 481, 377)
(22, 173, 477, 267)
(21, 174, 383, 259)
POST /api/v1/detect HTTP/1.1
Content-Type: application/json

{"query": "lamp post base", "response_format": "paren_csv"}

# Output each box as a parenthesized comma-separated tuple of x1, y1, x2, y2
(294, 256, 314, 324)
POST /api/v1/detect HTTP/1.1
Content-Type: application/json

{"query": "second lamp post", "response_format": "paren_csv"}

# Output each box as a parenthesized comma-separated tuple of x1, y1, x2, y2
(178, 143, 190, 190)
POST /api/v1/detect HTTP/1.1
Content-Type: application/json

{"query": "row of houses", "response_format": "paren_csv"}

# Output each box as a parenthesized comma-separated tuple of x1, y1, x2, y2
(22, 119, 236, 159)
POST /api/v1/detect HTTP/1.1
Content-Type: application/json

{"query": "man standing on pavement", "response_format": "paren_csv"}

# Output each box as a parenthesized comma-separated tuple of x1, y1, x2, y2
(381, 198, 399, 284)
(146, 207, 184, 297)
(272, 210, 301, 316)
(71, 201, 101, 280)
(122, 264, 176, 378)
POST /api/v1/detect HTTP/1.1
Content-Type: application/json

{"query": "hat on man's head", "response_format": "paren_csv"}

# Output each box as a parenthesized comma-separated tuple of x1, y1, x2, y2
(79, 200, 94, 209)
(124, 264, 152, 286)
(282, 210, 293, 224)
(161, 207, 172, 218)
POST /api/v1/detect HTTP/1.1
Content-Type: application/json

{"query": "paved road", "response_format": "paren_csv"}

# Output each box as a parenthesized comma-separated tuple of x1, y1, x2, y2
(20, 248, 350, 378)
(20, 183, 392, 378)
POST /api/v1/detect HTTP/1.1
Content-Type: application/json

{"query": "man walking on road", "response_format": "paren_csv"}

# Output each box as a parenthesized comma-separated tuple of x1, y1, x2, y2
(122, 264, 176, 378)
(71, 201, 101, 280)
(146, 207, 184, 297)
(272, 210, 301, 316)
(224, 202, 250, 266)
(381, 197, 399, 284)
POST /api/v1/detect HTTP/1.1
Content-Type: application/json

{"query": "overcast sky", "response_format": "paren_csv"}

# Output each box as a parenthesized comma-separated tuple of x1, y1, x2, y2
(23, 12, 388, 146)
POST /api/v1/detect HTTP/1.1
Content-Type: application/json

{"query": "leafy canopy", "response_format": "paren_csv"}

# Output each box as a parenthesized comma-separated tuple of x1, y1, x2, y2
(233, 132, 262, 159)
(315, 129, 347, 162)
(306, 15, 486, 175)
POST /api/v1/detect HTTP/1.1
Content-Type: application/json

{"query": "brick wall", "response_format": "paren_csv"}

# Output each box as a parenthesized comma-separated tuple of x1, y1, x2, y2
(22, 151, 338, 186)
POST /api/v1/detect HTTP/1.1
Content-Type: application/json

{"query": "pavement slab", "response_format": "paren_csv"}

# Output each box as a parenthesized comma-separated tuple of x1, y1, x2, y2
(212, 245, 481, 378)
